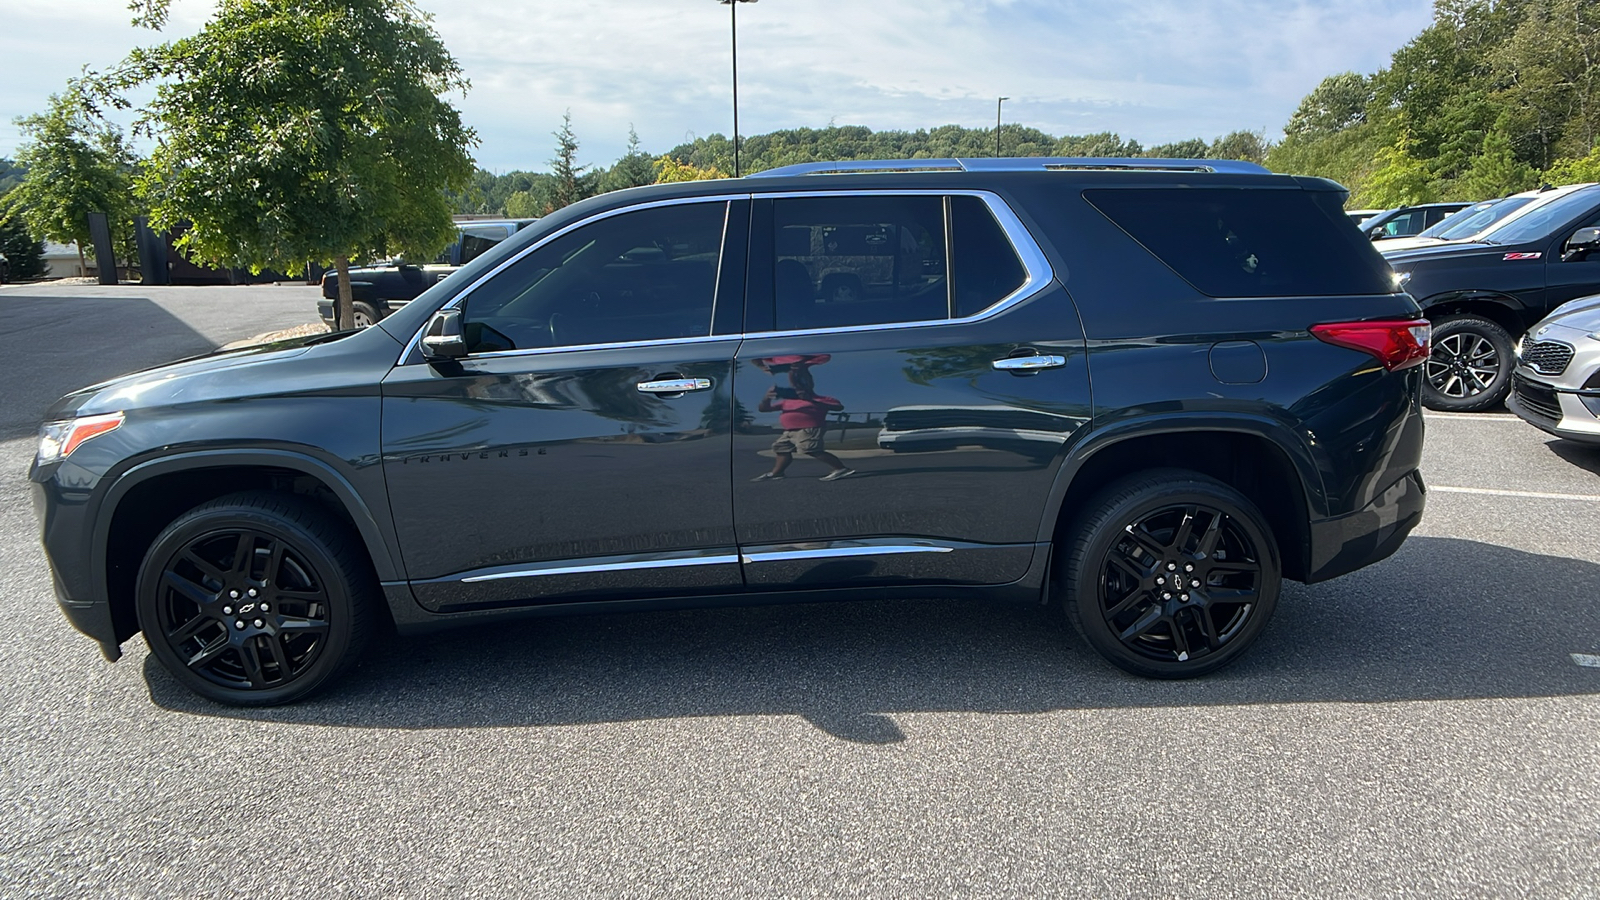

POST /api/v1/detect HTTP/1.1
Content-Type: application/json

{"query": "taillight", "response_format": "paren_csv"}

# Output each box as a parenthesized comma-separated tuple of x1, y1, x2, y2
(1310, 319, 1432, 371)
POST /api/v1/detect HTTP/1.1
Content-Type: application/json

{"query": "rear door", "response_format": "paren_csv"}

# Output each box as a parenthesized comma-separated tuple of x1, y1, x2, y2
(381, 199, 749, 612)
(730, 191, 1090, 590)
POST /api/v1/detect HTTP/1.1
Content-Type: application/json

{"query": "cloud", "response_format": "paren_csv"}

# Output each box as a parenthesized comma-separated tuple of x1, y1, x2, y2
(0, 0, 1434, 171)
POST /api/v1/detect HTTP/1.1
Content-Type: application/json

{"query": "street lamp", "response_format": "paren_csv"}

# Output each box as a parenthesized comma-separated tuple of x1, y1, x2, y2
(995, 97, 1009, 158)
(719, 0, 758, 177)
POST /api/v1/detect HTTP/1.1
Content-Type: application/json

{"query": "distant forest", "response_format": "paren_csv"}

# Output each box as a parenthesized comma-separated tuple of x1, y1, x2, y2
(447, 123, 1270, 217)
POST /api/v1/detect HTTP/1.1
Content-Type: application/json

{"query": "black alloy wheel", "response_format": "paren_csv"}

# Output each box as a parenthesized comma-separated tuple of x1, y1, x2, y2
(137, 492, 375, 706)
(1422, 314, 1514, 412)
(1064, 469, 1280, 678)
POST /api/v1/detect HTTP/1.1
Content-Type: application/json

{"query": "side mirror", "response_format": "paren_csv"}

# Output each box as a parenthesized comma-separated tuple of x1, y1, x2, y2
(1565, 226, 1600, 256)
(421, 309, 468, 360)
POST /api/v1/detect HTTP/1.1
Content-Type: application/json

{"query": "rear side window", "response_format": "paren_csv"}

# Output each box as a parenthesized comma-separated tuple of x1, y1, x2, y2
(951, 196, 1027, 317)
(1085, 188, 1395, 297)
(769, 194, 1029, 331)
(773, 195, 948, 330)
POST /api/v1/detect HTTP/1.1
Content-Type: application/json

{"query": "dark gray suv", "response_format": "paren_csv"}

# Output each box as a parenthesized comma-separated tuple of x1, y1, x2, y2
(33, 157, 1430, 705)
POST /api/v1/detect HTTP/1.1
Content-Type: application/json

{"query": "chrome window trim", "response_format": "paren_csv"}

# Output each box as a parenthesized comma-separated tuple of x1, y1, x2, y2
(398, 189, 1055, 365)
(458, 549, 741, 583)
(398, 194, 749, 365)
(751, 189, 1052, 340)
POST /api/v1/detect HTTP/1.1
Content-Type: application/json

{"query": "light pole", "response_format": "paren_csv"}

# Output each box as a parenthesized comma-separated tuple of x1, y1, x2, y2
(719, 0, 758, 177)
(995, 97, 1009, 158)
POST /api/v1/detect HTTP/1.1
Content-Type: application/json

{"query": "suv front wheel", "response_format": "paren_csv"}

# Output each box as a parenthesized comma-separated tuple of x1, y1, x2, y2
(1064, 469, 1281, 678)
(1423, 314, 1514, 411)
(135, 491, 376, 706)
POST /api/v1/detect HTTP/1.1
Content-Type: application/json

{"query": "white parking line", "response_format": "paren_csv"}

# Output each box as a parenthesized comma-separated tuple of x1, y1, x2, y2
(1432, 485, 1600, 502)
(1424, 412, 1521, 421)
(1573, 653, 1600, 668)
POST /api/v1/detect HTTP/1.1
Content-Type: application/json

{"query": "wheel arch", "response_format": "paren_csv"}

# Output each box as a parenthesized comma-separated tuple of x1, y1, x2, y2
(1416, 291, 1530, 335)
(1040, 418, 1321, 583)
(94, 450, 403, 643)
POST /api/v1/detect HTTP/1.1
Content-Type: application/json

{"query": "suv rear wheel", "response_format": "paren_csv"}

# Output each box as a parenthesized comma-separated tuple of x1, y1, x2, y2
(1423, 314, 1514, 411)
(135, 491, 375, 706)
(1064, 469, 1281, 678)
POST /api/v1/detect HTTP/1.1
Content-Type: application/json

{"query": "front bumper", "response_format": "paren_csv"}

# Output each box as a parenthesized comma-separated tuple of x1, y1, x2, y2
(1508, 372, 1600, 444)
(32, 479, 123, 660)
(1304, 469, 1426, 583)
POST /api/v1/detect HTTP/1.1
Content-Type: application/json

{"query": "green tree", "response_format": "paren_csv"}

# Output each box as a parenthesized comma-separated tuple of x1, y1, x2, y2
(602, 126, 656, 193)
(1547, 142, 1600, 182)
(0, 218, 46, 280)
(1209, 130, 1272, 163)
(1364, 131, 1440, 207)
(1284, 72, 1374, 138)
(109, 0, 476, 328)
(1, 88, 137, 276)
(548, 111, 593, 211)
(1455, 123, 1541, 198)
(652, 157, 728, 183)
(1146, 138, 1209, 159)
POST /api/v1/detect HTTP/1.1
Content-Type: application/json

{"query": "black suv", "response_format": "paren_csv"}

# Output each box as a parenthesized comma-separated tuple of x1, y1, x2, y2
(33, 158, 1430, 705)
(1385, 183, 1600, 411)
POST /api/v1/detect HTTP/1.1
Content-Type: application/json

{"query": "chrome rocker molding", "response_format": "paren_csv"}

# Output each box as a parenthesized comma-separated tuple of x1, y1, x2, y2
(441, 540, 969, 585)
(740, 540, 955, 565)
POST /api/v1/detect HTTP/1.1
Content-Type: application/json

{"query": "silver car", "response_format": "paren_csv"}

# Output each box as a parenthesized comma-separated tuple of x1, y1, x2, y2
(1509, 290, 1600, 443)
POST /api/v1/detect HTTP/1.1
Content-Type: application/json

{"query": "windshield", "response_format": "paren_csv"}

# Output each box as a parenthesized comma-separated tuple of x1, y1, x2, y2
(1426, 198, 1530, 240)
(1482, 188, 1600, 245)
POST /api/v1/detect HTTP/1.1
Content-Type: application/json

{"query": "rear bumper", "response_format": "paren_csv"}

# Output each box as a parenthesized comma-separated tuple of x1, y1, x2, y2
(1304, 469, 1425, 583)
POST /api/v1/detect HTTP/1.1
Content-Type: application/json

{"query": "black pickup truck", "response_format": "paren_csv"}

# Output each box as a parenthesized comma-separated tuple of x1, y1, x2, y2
(318, 219, 537, 327)
(1385, 184, 1600, 410)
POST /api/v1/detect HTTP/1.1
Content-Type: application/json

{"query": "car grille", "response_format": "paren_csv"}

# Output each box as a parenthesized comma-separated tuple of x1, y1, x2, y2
(1514, 375, 1563, 422)
(1520, 339, 1574, 376)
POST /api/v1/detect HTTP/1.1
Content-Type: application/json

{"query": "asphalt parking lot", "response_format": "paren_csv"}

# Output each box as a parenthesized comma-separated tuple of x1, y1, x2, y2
(1, 283, 1597, 898)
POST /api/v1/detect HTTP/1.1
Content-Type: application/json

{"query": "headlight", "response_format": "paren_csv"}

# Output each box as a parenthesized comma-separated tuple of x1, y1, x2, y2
(36, 412, 124, 466)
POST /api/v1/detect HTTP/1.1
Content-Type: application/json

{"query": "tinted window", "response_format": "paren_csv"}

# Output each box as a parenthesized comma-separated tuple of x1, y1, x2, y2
(1374, 209, 1426, 237)
(951, 196, 1028, 317)
(1430, 197, 1531, 239)
(460, 203, 726, 353)
(459, 226, 510, 265)
(1482, 189, 1600, 245)
(773, 196, 947, 330)
(1085, 188, 1395, 297)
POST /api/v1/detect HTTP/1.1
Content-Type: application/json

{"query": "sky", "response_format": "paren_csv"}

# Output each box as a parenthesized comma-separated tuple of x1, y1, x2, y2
(0, 0, 1436, 173)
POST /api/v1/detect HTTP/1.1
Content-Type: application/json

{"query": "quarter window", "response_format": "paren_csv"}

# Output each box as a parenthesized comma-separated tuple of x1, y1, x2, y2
(1086, 188, 1395, 298)
(459, 203, 726, 353)
(951, 196, 1028, 318)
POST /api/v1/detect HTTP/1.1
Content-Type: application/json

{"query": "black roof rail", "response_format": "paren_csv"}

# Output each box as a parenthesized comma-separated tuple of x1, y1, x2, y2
(746, 157, 1273, 178)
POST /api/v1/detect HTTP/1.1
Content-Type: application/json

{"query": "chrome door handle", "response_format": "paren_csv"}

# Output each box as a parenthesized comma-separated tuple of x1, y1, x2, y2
(992, 354, 1067, 371)
(636, 377, 713, 394)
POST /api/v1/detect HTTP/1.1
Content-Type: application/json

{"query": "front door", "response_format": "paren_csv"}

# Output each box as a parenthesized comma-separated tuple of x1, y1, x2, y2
(382, 199, 748, 612)
(730, 192, 1089, 590)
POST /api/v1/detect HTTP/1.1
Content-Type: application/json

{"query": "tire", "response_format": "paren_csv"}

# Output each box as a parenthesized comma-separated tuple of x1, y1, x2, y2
(1063, 469, 1281, 679)
(351, 300, 379, 329)
(135, 491, 376, 706)
(1422, 314, 1514, 412)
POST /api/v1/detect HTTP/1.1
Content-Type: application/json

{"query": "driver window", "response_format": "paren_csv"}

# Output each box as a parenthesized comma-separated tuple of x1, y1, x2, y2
(460, 202, 727, 353)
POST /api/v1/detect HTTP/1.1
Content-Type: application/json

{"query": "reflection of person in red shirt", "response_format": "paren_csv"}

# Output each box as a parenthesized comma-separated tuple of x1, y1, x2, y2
(752, 355, 855, 482)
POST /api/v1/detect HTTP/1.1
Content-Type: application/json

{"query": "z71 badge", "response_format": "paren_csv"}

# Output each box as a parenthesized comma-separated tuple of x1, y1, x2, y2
(1503, 252, 1542, 260)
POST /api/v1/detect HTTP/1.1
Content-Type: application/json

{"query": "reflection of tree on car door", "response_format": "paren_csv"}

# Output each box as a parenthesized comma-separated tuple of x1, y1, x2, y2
(751, 354, 855, 482)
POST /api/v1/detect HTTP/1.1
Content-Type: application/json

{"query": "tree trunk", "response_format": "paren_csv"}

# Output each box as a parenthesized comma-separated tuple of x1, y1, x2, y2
(77, 244, 87, 279)
(334, 256, 354, 331)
